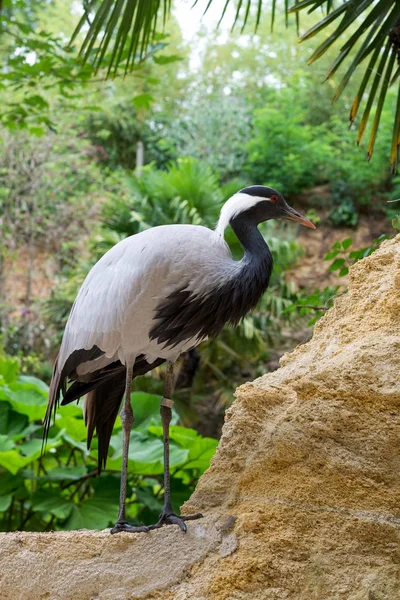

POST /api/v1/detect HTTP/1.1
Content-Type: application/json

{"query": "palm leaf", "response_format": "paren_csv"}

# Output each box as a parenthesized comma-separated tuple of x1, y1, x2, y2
(390, 81, 400, 166)
(71, 0, 168, 74)
(71, 0, 400, 168)
(357, 40, 391, 145)
(367, 45, 396, 160)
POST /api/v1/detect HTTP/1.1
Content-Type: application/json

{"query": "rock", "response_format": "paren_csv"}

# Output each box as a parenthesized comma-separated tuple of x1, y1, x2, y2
(1, 235, 400, 600)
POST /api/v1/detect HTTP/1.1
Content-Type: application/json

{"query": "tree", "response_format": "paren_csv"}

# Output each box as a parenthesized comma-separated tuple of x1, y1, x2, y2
(68, 0, 400, 169)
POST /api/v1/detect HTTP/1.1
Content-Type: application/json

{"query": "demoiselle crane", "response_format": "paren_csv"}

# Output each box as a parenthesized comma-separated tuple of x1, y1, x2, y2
(44, 185, 315, 534)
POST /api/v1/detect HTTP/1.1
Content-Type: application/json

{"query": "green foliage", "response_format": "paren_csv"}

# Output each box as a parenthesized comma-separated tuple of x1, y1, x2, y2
(392, 214, 400, 230)
(102, 158, 223, 240)
(324, 114, 392, 206)
(66, 0, 400, 167)
(0, 127, 106, 357)
(328, 181, 358, 228)
(162, 93, 252, 182)
(285, 286, 340, 327)
(84, 104, 176, 171)
(246, 100, 330, 195)
(0, 353, 217, 531)
(324, 235, 390, 272)
(286, 233, 392, 326)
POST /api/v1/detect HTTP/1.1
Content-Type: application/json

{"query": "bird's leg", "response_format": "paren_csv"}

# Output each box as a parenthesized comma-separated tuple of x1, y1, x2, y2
(110, 364, 149, 534)
(146, 361, 203, 533)
(160, 361, 174, 516)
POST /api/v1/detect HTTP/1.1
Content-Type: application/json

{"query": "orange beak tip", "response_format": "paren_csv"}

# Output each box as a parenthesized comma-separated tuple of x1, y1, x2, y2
(285, 213, 316, 230)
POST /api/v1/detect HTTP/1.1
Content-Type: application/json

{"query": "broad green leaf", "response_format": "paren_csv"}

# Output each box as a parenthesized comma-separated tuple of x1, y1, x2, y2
(169, 477, 193, 513)
(329, 258, 346, 271)
(17, 376, 49, 394)
(7, 376, 49, 421)
(55, 416, 87, 441)
(0, 472, 25, 495)
(135, 486, 163, 513)
(110, 431, 188, 475)
(341, 238, 352, 250)
(392, 215, 400, 230)
(128, 439, 188, 473)
(148, 425, 199, 448)
(23, 94, 49, 110)
(0, 451, 28, 475)
(61, 433, 88, 453)
(31, 488, 73, 520)
(0, 402, 29, 437)
(0, 494, 13, 512)
(41, 466, 87, 481)
(64, 475, 120, 530)
(20, 434, 61, 459)
(0, 435, 15, 453)
(0, 356, 19, 383)
(324, 250, 339, 261)
(66, 503, 113, 530)
(28, 127, 45, 136)
(11, 423, 40, 442)
(185, 437, 218, 471)
(129, 392, 178, 430)
(58, 404, 82, 418)
(349, 249, 366, 260)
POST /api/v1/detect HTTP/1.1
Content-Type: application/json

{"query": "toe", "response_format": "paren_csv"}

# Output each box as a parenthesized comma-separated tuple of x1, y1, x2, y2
(110, 522, 150, 534)
(167, 515, 187, 532)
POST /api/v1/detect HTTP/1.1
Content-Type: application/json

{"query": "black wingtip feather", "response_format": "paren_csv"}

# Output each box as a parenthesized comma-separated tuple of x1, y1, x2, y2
(42, 350, 166, 470)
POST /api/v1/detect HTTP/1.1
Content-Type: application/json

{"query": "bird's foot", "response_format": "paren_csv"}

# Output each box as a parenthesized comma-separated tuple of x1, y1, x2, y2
(110, 521, 150, 534)
(109, 512, 204, 535)
(146, 510, 204, 533)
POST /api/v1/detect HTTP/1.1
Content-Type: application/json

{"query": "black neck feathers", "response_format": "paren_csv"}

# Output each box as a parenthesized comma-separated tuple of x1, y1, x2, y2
(228, 210, 274, 318)
(230, 208, 271, 257)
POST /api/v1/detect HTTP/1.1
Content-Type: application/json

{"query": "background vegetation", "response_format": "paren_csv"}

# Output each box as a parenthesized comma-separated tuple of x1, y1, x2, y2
(0, 0, 399, 531)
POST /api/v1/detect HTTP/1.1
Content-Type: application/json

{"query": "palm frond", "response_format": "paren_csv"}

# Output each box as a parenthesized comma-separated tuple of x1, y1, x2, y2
(70, 0, 171, 77)
(297, 0, 400, 169)
(71, 0, 400, 168)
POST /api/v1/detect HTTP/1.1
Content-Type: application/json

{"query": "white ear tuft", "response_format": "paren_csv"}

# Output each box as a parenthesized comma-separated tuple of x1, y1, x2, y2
(215, 193, 266, 236)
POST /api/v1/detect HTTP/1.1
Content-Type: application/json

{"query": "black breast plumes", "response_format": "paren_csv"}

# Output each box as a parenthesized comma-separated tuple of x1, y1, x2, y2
(150, 250, 273, 349)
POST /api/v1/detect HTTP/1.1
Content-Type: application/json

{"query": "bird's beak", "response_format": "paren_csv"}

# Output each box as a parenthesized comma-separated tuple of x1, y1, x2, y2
(283, 206, 316, 229)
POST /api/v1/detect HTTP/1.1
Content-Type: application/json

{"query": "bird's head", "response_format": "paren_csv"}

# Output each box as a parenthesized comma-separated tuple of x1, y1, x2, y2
(216, 185, 316, 235)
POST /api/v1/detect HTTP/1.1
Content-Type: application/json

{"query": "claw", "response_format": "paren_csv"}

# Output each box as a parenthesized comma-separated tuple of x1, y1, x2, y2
(164, 514, 187, 532)
(147, 511, 203, 533)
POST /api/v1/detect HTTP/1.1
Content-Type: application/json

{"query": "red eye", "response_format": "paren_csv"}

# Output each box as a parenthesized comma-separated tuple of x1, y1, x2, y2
(270, 195, 278, 204)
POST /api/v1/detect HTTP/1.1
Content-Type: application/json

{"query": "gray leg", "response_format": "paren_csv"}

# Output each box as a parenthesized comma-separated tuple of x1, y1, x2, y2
(145, 361, 203, 533)
(159, 361, 176, 517)
(110, 364, 149, 534)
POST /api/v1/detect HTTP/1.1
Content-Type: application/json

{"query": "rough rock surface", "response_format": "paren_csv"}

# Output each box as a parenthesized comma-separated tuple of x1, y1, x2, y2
(1, 235, 400, 600)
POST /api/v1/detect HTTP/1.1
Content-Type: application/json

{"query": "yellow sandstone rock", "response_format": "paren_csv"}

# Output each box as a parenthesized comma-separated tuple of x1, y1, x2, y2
(1, 235, 399, 600)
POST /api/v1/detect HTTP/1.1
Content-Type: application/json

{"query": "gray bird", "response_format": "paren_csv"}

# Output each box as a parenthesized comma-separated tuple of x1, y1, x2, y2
(44, 185, 315, 534)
